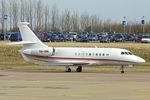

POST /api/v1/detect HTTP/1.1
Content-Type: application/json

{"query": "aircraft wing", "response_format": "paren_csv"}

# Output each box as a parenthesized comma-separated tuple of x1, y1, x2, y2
(35, 61, 89, 66)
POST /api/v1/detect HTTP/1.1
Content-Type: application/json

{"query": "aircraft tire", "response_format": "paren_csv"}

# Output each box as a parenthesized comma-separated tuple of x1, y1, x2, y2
(66, 68, 71, 72)
(121, 71, 124, 74)
(76, 66, 82, 72)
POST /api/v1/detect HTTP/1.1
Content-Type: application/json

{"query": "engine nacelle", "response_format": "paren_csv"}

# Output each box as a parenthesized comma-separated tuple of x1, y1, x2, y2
(23, 48, 55, 57)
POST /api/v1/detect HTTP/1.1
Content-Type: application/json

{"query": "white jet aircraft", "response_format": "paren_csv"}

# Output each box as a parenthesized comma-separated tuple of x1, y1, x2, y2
(12, 22, 145, 73)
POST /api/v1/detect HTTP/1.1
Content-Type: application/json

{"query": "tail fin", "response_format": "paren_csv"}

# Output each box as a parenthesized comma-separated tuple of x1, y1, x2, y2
(18, 22, 48, 50)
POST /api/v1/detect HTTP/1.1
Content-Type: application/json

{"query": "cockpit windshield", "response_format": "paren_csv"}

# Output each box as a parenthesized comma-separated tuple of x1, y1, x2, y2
(121, 52, 133, 55)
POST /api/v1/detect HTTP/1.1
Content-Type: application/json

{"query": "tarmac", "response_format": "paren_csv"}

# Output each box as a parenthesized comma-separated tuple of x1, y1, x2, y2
(0, 71, 150, 100)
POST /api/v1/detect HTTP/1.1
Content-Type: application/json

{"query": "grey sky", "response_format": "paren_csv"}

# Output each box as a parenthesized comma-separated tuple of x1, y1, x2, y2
(44, 0, 150, 22)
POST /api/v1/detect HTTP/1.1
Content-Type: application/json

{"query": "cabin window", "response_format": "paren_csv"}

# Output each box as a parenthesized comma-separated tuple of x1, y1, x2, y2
(99, 53, 101, 56)
(121, 52, 125, 55)
(89, 53, 91, 56)
(103, 54, 105, 56)
(96, 53, 98, 56)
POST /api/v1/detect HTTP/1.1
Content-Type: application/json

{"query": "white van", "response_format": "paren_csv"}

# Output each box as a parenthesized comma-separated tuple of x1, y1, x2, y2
(69, 32, 78, 41)
(141, 35, 150, 43)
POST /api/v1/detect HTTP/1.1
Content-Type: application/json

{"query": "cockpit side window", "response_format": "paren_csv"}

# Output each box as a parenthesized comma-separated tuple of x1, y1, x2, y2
(125, 52, 128, 55)
(128, 52, 132, 55)
(121, 52, 125, 55)
(121, 52, 132, 55)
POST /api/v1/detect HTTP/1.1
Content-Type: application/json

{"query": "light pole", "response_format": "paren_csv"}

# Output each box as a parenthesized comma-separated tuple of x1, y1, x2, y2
(122, 16, 127, 33)
(141, 16, 145, 34)
(4, 14, 8, 40)
(109, 21, 112, 32)
(91, 16, 93, 33)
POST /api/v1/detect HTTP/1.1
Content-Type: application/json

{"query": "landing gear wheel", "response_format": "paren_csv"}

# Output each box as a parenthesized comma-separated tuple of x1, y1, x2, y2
(120, 65, 125, 74)
(76, 66, 82, 72)
(66, 68, 71, 72)
(65, 66, 71, 72)
(121, 71, 124, 74)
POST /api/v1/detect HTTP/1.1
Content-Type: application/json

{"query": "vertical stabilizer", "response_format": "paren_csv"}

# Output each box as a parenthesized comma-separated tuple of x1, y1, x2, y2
(18, 22, 48, 50)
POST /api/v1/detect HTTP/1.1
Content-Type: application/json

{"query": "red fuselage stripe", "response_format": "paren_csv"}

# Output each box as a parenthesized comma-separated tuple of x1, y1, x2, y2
(28, 55, 133, 63)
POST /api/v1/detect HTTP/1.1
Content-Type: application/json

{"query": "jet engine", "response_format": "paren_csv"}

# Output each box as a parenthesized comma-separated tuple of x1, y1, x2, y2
(23, 47, 55, 57)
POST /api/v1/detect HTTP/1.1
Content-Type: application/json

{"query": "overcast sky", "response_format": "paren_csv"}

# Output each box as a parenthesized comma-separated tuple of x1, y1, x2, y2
(43, 0, 150, 22)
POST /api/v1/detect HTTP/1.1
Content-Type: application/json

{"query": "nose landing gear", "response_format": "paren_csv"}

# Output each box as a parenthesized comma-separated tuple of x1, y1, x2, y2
(121, 65, 125, 74)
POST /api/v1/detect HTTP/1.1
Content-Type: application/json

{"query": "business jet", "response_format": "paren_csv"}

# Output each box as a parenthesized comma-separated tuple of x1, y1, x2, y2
(11, 22, 145, 73)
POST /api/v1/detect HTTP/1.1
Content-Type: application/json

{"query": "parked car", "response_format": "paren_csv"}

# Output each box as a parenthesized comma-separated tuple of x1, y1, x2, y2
(0, 33, 4, 40)
(5, 32, 13, 40)
(100, 36, 109, 43)
(63, 32, 74, 41)
(100, 34, 115, 43)
(124, 34, 136, 42)
(113, 34, 125, 42)
(89, 33, 98, 41)
(50, 34, 60, 42)
(69, 32, 78, 41)
(76, 32, 89, 42)
(97, 33, 104, 40)
(9, 33, 22, 41)
(141, 35, 150, 43)
(135, 34, 144, 42)
(42, 32, 51, 42)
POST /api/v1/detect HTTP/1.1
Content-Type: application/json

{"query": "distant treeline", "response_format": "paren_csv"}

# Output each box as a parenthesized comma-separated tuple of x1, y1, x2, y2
(0, 0, 150, 33)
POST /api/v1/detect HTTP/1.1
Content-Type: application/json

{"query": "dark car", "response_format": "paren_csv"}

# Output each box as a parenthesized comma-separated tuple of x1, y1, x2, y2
(42, 32, 51, 42)
(124, 34, 136, 42)
(89, 33, 98, 41)
(76, 32, 89, 42)
(50, 34, 60, 42)
(0, 33, 4, 40)
(100, 34, 114, 43)
(100, 35, 108, 43)
(5, 32, 13, 40)
(63, 33, 74, 41)
(97, 33, 104, 40)
(50, 32, 66, 42)
(9, 33, 22, 41)
(114, 34, 125, 42)
(58, 33, 66, 42)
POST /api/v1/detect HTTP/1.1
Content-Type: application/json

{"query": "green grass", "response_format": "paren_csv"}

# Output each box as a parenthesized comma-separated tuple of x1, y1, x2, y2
(0, 41, 150, 72)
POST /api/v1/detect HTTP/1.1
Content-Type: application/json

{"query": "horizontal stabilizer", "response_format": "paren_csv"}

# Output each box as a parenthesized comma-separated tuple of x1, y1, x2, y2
(8, 41, 37, 45)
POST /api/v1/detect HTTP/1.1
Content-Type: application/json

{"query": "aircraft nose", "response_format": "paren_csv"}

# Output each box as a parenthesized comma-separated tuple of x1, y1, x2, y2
(136, 56, 146, 63)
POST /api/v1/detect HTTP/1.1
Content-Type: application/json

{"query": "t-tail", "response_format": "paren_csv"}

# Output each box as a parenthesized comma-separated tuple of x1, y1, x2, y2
(13, 22, 54, 63)
(18, 22, 48, 50)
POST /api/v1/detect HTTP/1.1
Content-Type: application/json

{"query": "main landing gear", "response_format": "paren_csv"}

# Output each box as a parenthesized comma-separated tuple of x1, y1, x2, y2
(65, 66, 71, 72)
(76, 66, 82, 72)
(120, 65, 125, 74)
(65, 66, 83, 72)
